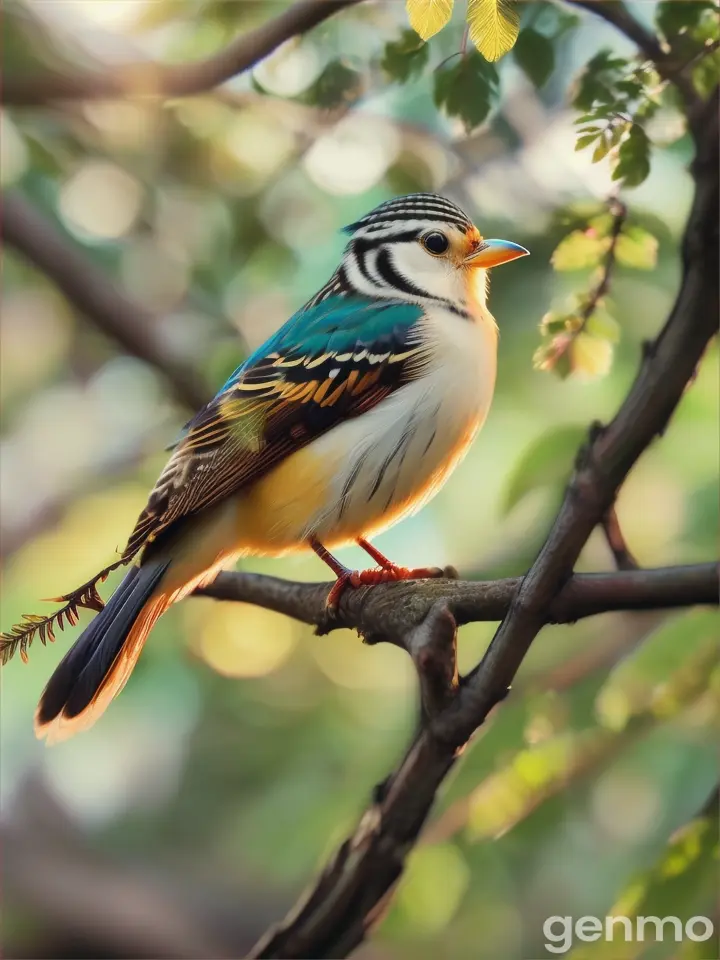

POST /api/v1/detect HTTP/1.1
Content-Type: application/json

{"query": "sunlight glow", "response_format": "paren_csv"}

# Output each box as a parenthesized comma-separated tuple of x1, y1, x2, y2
(253, 39, 322, 97)
(60, 162, 143, 240)
(195, 601, 297, 678)
(304, 116, 400, 195)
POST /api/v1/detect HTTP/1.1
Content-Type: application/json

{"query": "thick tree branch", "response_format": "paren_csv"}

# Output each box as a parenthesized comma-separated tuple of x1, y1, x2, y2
(245, 90, 719, 959)
(2, 191, 209, 410)
(2, 0, 363, 106)
(438, 92, 718, 745)
(197, 563, 718, 635)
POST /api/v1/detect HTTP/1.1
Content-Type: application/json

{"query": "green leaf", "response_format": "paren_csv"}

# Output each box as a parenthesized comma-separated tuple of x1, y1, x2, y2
(597, 610, 719, 730)
(512, 27, 554, 87)
(592, 129, 613, 162)
(539, 310, 572, 336)
(615, 76, 644, 99)
(395, 844, 470, 934)
(612, 123, 651, 187)
(551, 229, 609, 271)
(683, 478, 720, 556)
(552, 347, 573, 379)
(467, 0, 520, 62)
(588, 212, 614, 235)
(572, 49, 629, 111)
(615, 225, 659, 269)
(692, 45, 720, 98)
(381, 30, 430, 83)
(656, 0, 718, 42)
(433, 52, 499, 130)
(575, 132, 600, 151)
(503, 424, 586, 513)
(299, 60, 363, 108)
(575, 114, 608, 125)
(632, 812, 719, 933)
(570, 331, 614, 380)
(586, 307, 621, 343)
(406, 0, 454, 41)
(610, 118, 630, 147)
(533, 335, 573, 377)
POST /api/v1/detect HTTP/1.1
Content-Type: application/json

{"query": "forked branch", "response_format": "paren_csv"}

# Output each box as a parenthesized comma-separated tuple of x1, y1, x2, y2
(242, 89, 719, 959)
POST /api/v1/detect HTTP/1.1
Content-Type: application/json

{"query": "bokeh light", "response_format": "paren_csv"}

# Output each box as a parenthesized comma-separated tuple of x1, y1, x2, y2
(60, 161, 143, 240)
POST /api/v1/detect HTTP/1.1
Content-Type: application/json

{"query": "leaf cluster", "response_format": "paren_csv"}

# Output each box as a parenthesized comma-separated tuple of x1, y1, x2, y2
(384, 3, 578, 131)
(656, 0, 720, 96)
(535, 211, 658, 380)
(433, 52, 499, 131)
(572, 52, 661, 189)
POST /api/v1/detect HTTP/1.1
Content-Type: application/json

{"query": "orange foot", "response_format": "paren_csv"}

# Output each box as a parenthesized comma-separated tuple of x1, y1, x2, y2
(310, 536, 441, 612)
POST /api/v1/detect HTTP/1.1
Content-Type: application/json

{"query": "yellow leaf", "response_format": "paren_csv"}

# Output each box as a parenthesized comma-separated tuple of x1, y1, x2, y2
(467, 0, 519, 62)
(406, 0, 454, 41)
(570, 332, 613, 380)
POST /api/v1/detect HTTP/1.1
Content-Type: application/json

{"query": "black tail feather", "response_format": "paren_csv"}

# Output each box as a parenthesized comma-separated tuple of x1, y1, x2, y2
(36, 561, 168, 730)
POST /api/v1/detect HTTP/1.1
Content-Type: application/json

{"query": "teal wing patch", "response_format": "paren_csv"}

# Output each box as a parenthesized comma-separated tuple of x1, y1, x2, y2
(123, 297, 428, 559)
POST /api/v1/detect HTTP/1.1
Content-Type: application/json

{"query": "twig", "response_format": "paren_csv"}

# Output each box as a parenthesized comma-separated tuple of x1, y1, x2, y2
(580, 197, 626, 321)
(2, 0, 364, 106)
(197, 563, 718, 635)
(601, 504, 639, 570)
(2, 192, 209, 410)
(543, 196, 627, 371)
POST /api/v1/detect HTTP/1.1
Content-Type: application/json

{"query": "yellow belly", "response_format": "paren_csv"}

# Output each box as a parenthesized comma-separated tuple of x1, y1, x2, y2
(235, 444, 331, 552)
(232, 407, 483, 554)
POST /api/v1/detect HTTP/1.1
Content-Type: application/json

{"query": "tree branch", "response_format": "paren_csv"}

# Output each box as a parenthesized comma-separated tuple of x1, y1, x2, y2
(197, 563, 718, 635)
(2, 191, 209, 410)
(601, 504, 638, 570)
(244, 89, 719, 959)
(2, 0, 363, 106)
(438, 91, 718, 745)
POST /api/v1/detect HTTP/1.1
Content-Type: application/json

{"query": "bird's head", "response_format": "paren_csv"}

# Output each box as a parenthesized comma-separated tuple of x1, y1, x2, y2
(341, 193, 528, 310)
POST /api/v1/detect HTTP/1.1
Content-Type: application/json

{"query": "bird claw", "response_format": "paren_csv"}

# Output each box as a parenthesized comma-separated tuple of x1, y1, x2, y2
(324, 564, 443, 613)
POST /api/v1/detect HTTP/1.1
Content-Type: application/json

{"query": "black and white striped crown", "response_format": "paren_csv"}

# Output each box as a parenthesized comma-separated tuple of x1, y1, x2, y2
(343, 193, 473, 237)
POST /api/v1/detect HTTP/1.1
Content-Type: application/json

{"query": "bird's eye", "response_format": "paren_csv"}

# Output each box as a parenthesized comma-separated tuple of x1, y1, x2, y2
(422, 232, 449, 256)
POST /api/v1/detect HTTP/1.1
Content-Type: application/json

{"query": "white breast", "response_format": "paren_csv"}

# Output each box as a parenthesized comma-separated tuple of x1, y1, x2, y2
(305, 307, 498, 546)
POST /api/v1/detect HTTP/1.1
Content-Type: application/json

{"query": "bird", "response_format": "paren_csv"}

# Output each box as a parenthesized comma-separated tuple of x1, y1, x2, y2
(1, 193, 528, 743)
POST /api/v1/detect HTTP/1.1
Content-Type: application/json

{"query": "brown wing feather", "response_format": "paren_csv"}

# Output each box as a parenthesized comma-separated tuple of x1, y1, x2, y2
(121, 339, 426, 561)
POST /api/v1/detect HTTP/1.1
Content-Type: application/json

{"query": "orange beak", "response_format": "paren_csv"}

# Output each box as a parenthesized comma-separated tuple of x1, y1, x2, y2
(464, 238, 529, 268)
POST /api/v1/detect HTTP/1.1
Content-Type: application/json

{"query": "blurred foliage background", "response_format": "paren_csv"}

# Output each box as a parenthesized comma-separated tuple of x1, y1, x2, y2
(1, 1, 718, 958)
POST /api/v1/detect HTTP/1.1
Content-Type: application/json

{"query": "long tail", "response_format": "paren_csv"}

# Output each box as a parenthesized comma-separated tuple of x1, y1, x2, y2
(34, 560, 171, 743)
